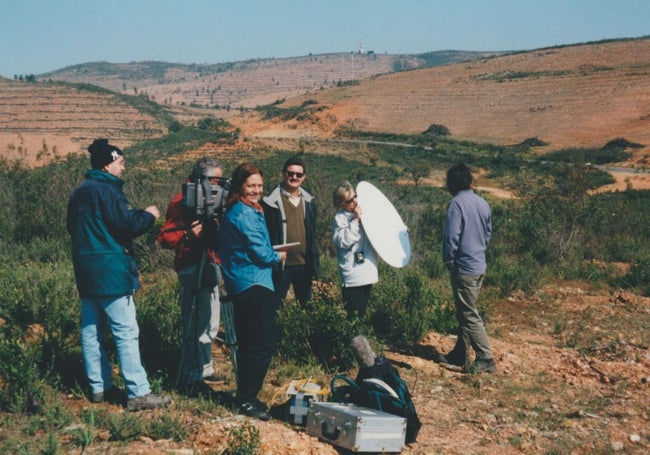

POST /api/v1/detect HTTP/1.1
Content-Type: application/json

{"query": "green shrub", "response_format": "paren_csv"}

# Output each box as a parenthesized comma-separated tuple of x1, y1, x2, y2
(147, 412, 189, 441)
(68, 408, 95, 453)
(0, 256, 83, 390)
(135, 275, 182, 377)
(620, 255, 650, 296)
(0, 338, 44, 413)
(371, 266, 453, 345)
(1, 131, 650, 449)
(277, 296, 360, 372)
(221, 421, 260, 455)
(108, 412, 145, 441)
(487, 252, 543, 297)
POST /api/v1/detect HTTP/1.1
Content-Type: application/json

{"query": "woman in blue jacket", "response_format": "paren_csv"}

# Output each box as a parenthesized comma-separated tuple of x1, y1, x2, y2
(220, 162, 286, 421)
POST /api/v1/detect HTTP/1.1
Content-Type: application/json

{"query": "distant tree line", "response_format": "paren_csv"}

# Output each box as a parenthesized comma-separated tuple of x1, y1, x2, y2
(14, 74, 36, 82)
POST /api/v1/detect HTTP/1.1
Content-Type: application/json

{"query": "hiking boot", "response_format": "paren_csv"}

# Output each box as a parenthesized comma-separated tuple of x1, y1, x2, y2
(236, 398, 271, 421)
(438, 352, 465, 367)
(181, 381, 222, 401)
(463, 358, 497, 374)
(89, 387, 125, 405)
(126, 393, 172, 411)
(203, 373, 228, 382)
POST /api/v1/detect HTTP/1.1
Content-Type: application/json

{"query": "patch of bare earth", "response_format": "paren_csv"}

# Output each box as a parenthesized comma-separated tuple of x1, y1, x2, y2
(72, 284, 649, 454)
(590, 170, 650, 193)
(0, 79, 166, 166)
(242, 39, 650, 165)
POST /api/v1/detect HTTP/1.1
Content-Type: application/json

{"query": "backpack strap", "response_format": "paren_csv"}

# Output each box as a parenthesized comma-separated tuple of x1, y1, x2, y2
(330, 374, 361, 404)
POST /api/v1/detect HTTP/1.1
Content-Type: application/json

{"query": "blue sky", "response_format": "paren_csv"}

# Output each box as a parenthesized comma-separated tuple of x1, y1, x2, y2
(1, 0, 648, 78)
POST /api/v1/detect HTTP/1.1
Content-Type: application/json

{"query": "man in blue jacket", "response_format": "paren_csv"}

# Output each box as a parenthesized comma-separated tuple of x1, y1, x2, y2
(67, 138, 171, 410)
(440, 163, 496, 374)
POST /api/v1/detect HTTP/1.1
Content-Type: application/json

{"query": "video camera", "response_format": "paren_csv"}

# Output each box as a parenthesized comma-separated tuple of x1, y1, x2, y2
(182, 176, 230, 222)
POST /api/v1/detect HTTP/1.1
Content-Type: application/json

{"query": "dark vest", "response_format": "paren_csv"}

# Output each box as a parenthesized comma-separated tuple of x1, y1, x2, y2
(281, 196, 306, 266)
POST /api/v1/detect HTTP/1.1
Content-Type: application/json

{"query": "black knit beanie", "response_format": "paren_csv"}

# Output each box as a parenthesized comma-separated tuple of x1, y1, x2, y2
(88, 139, 123, 169)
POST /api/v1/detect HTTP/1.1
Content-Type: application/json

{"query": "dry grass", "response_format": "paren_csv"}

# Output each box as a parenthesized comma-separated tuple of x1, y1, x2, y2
(238, 39, 650, 167)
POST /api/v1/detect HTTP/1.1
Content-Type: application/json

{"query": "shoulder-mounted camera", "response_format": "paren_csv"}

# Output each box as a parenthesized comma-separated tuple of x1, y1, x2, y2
(182, 176, 230, 221)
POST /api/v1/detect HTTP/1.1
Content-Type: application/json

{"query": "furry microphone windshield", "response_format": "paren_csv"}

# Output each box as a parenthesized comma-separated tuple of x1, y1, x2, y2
(351, 335, 376, 369)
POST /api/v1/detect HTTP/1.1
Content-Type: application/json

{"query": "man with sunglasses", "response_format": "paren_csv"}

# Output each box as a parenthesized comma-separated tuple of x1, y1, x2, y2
(262, 157, 320, 305)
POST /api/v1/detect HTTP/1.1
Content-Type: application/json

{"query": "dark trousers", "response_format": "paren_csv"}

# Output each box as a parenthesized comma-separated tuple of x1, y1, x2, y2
(276, 265, 312, 304)
(233, 285, 280, 402)
(342, 284, 372, 320)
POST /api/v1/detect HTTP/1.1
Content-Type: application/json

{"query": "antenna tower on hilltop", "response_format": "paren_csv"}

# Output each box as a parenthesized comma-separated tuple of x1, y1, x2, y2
(359, 38, 366, 54)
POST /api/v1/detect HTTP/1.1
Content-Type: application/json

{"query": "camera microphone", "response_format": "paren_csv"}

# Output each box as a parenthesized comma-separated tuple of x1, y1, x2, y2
(351, 335, 376, 369)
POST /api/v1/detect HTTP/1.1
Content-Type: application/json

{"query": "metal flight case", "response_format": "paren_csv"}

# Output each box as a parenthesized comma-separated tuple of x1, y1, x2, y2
(306, 402, 407, 453)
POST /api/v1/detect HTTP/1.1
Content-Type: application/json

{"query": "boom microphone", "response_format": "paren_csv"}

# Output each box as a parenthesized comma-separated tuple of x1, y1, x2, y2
(351, 335, 376, 369)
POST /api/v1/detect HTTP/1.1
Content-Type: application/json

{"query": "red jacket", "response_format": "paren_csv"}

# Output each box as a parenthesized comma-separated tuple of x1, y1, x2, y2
(157, 190, 220, 271)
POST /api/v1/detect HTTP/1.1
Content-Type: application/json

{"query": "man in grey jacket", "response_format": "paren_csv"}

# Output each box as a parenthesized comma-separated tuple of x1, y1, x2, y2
(262, 157, 319, 304)
(440, 163, 496, 373)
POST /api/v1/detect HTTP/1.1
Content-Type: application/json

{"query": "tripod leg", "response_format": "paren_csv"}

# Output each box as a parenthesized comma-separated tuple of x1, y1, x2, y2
(198, 285, 220, 378)
(176, 290, 198, 388)
(175, 251, 207, 388)
(220, 297, 238, 384)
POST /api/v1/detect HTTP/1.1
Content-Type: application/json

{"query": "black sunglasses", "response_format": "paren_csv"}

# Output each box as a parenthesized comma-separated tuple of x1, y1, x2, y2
(345, 194, 357, 204)
(285, 171, 305, 178)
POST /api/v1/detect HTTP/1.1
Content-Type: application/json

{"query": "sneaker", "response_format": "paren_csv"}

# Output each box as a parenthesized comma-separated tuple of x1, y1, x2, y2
(236, 398, 271, 421)
(89, 387, 125, 405)
(464, 358, 497, 374)
(126, 393, 172, 411)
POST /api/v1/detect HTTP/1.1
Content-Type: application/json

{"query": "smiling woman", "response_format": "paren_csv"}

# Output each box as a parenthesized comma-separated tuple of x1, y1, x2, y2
(218, 162, 287, 421)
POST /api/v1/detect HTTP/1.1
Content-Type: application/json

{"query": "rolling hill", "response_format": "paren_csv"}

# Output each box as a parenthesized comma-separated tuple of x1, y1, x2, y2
(235, 38, 650, 165)
(0, 80, 169, 165)
(38, 51, 500, 109)
(2, 39, 649, 168)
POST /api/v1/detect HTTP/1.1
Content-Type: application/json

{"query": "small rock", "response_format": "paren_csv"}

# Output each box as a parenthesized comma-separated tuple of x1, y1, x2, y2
(629, 434, 641, 443)
(611, 440, 624, 451)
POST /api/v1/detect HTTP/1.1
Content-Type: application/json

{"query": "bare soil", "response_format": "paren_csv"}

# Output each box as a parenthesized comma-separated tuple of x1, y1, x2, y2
(0, 79, 166, 166)
(232, 39, 650, 167)
(3, 38, 650, 174)
(54, 284, 649, 454)
(2, 39, 650, 453)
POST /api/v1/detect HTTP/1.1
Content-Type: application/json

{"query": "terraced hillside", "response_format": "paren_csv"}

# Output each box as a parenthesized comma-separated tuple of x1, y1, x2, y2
(247, 38, 650, 163)
(0, 80, 168, 165)
(40, 51, 499, 110)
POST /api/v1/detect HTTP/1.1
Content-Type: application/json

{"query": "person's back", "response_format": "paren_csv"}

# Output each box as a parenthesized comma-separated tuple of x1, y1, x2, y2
(442, 189, 491, 276)
(68, 168, 149, 297)
(439, 163, 496, 374)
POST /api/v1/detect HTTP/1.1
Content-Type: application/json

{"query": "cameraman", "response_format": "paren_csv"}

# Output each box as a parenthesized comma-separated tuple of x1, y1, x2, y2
(157, 157, 225, 399)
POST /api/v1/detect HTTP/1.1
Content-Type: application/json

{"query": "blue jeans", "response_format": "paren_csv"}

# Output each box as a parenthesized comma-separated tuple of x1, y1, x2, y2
(81, 295, 151, 399)
(276, 265, 312, 304)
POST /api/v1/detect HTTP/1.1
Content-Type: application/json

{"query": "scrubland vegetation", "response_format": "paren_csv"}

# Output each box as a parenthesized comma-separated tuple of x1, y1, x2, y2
(0, 122, 648, 453)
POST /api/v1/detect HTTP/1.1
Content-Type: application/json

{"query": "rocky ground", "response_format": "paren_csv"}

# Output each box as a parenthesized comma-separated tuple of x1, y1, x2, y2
(73, 284, 649, 454)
